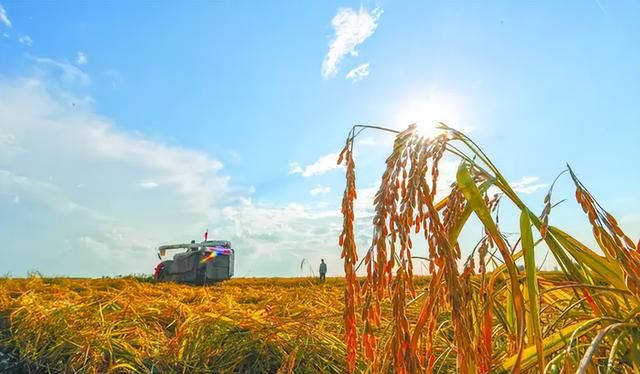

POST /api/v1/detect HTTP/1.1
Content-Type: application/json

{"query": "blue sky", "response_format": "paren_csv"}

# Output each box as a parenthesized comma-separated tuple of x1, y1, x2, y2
(0, 1, 638, 277)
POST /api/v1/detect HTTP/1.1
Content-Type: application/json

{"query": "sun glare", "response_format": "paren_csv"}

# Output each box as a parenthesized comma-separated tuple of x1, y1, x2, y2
(394, 94, 462, 138)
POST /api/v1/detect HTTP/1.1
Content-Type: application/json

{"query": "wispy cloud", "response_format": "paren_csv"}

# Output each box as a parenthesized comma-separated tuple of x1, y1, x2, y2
(0, 77, 234, 275)
(0, 170, 107, 220)
(620, 214, 640, 236)
(76, 51, 88, 66)
(511, 176, 547, 194)
(309, 185, 331, 196)
(219, 198, 342, 267)
(0, 76, 357, 277)
(321, 6, 382, 78)
(32, 57, 90, 85)
(289, 152, 342, 177)
(0, 76, 475, 277)
(0, 5, 11, 28)
(0, 132, 22, 156)
(18, 35, 32, 46)
(139, 181, 159, 189)
(104, 69, 124, 88)
(229, 150, 241, 162)
(486, 176, 547, 196)
(345, 63, 370, 82)
(356, 137, 376, 146)
(78, 235, 109, 254)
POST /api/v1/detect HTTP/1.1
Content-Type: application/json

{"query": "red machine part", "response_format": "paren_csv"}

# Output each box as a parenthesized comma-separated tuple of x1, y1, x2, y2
(153, 262, 165, 279)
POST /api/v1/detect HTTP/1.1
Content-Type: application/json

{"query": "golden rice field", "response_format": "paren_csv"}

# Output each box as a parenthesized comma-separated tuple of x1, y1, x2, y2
(0, 276, 434, 373)
(1, 124, 638, 373)
(0, 272, 582, 374)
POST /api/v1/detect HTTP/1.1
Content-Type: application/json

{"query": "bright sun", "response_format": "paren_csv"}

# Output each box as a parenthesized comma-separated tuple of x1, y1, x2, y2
(394, 94, 462, 137)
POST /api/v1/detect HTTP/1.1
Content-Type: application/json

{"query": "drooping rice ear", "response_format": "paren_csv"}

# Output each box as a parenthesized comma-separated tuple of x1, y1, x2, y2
(338, 137, 360, 373)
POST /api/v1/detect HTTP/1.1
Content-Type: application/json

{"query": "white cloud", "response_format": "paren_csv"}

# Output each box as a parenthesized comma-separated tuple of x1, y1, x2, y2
(12, 195, 19, 204)
(345, 63, 370, 82)
(486, 176, 547, 196)
(139, 181, 159, 189)
(0, 132, 22, 156)
(32, 57, 90, 85)
(321, 6, 382, 78)
(0, 76, 355, 277)
(79, 235, 109, 254)
(510, 176, 547, 194)
(309, 185, 331, 196)
(354, 185, 377, 215)
(620, 214, 640, 238)
(0, 5, 11, 28)
(0, 78, 235, 276)
(218, 198, 342, 267)
(288, 162, 303, 175)
(356, 137, 376, 146)
(18, 35, 32, 46)
(0, 170, 107, 219)
(289, 152, 343, 177)
(76, 51, 88, 65)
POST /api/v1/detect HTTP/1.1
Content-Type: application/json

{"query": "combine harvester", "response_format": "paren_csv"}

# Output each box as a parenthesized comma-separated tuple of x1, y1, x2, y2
(153, 239, 235, 285)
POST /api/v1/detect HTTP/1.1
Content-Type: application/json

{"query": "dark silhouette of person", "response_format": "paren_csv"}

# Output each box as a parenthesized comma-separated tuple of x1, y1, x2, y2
(319, 259, 327, 282)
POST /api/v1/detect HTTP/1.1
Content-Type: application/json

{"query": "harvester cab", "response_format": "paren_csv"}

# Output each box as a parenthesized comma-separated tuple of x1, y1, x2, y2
(153, 240, 235, 284)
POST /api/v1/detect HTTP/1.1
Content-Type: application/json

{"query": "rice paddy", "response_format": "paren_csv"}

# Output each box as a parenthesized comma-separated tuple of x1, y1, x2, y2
(1, 124, 637, 373)
(0, 277, 357, 373)
(0, 272, 591, 373)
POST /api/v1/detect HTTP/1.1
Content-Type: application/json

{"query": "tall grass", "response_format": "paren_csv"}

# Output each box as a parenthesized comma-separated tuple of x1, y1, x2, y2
(338, 123, 639, 373)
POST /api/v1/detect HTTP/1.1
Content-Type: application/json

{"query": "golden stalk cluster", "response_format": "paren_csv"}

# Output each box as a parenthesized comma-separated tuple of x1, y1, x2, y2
(338, 124, 640, 373)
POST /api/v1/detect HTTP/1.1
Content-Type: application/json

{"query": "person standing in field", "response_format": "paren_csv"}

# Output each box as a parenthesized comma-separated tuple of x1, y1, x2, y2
(319, 259, 327, 283)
